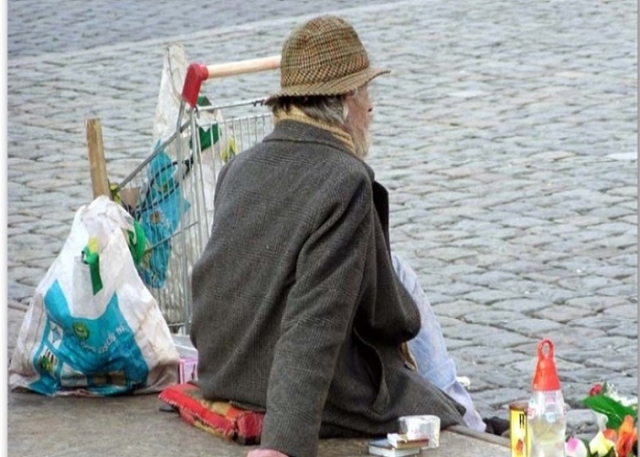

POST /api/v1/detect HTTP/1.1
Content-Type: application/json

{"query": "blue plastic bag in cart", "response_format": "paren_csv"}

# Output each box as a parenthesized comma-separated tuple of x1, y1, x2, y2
(136, 146, 191, 289)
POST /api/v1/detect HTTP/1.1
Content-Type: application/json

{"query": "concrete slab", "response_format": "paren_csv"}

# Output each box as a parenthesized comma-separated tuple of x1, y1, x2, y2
(8, 391, 510, 457)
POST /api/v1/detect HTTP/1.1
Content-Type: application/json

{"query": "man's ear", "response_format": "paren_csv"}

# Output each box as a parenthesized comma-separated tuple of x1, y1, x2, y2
(344, 92, 357, 107)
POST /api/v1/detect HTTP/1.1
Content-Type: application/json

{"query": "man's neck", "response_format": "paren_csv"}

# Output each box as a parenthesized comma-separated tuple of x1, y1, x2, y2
(274, 106, 356, 155)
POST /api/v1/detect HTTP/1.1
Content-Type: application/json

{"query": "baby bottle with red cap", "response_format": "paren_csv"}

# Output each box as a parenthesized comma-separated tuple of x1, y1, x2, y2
(527, 338, 567, 457)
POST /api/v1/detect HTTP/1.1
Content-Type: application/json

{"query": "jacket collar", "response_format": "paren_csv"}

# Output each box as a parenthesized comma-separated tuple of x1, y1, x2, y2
(273, 106, 356, 154)
(263, 119, 376, 182)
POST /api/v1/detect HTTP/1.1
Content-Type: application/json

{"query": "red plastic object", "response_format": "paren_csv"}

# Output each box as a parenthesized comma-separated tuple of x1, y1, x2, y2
(532, 338, 561, 391)
(181, 63, 209, 108)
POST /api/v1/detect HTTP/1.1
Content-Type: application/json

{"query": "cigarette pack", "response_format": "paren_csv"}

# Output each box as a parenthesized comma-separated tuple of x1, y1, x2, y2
(368, 438, 421, 457)
(386, 432, 430, 449)
(398, 415, 441, 449)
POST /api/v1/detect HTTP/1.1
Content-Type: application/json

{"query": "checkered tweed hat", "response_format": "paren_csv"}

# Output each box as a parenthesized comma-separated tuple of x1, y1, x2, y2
(265, 16, 389, 104)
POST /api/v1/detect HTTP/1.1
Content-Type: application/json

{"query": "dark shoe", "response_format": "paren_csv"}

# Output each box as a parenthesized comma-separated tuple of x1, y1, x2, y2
(483, 416, 510, 437)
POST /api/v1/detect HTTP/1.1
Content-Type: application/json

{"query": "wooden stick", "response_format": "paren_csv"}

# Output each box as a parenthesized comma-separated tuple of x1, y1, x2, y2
(85, 118, 110, 199)
(206, 55, 281, 79)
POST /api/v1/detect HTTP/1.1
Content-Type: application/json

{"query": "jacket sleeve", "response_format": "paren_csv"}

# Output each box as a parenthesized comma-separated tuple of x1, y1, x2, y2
(259, 171, 372, 457)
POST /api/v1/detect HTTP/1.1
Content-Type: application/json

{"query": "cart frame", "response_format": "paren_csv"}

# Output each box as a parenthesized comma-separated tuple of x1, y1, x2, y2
(87, 55, 281, 334)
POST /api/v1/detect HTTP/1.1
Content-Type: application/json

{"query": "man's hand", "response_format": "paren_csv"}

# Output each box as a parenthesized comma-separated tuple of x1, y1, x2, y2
(247, 449, 288, 457)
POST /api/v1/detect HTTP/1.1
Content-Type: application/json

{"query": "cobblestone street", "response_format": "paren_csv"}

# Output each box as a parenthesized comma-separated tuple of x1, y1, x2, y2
(7, 0, 638, 436)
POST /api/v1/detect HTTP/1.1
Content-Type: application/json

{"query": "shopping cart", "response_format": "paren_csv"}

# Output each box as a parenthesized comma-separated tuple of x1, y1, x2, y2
(109, 55, 280, 334)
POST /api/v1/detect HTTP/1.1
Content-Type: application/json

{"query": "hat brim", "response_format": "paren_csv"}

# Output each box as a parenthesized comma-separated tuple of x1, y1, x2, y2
(265, 67, 389, 105)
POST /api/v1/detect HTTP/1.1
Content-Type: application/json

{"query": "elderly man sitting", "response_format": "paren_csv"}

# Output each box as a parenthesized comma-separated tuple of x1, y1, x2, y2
(190, 15, 504, 457)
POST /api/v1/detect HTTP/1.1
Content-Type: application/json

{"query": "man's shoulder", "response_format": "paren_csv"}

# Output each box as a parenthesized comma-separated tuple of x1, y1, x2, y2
(263, 121, 375, 176)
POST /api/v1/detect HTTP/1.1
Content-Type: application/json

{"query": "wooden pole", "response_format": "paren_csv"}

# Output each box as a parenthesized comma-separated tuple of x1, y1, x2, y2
(85, 118, 110, 199)
(205, 55, 281, 79)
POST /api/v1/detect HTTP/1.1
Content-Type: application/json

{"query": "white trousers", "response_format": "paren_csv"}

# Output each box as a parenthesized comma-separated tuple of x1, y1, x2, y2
(392, 253, 486, 432)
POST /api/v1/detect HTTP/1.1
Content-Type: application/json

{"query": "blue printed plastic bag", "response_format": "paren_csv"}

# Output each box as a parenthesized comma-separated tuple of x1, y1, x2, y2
(136, 148, 191, 289)
(9, 196, 179, 396)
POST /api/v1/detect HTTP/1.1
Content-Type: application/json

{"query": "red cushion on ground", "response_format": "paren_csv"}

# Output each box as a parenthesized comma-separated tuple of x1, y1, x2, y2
(159, 383, 264, 445)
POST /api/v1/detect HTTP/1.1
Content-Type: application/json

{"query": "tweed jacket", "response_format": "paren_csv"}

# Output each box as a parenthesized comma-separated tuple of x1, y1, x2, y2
(190, 120, 465, 457)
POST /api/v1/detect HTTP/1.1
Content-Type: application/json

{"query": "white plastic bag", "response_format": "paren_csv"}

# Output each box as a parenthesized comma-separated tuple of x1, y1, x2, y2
(152, 43, 189, 145)
(152, 42, 222, 232)
(9, 196, 179, 396)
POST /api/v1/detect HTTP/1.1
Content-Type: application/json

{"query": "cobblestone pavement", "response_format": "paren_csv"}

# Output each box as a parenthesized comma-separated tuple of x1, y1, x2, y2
(8, 0, 391, 58)
(8, 0, 638, 436)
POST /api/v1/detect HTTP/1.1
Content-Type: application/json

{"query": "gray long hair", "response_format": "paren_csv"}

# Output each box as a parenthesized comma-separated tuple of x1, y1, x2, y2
(269, 95, 348, 127)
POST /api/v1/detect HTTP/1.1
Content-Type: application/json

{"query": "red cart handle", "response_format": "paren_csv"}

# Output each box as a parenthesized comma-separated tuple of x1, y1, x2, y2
(182, 63, 209, 108)
(181, 55, 281, 108)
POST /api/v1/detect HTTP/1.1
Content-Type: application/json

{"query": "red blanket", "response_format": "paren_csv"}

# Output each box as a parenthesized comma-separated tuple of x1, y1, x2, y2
(158, 383, 264, 445)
